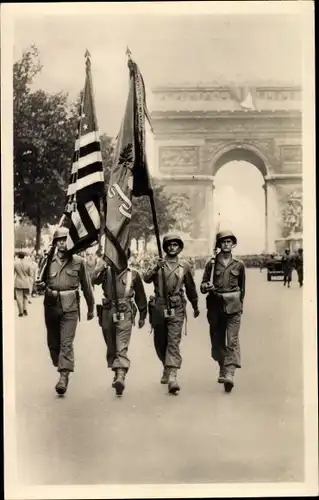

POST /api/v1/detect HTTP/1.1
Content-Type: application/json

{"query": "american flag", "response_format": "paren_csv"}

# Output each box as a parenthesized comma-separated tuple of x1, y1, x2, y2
(65, 51, 105, 253)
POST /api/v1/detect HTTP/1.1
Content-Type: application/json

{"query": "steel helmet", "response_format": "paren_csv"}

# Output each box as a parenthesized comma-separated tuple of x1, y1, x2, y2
(216, 230, 237, 248)
(162, 233, 184, 253)
(52, 227, 69, 242)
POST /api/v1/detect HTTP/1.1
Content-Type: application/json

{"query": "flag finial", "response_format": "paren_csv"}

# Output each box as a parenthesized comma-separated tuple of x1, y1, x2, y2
(85, 49, 91, 68)
(126, 46, 132, 60)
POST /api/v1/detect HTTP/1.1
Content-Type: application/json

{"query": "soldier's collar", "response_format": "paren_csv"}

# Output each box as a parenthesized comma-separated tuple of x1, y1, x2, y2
(165, 257, 183, 268)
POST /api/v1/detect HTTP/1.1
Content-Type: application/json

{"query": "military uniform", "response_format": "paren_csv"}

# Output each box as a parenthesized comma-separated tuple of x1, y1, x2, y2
(295, 249, 303, 287)
(92, 262, 147, 395)
(143, 234, 199, 394)
(45, 253, 94, 370)
(282, 250, 293, 287)
(43, 227, 94, 395)
(201, 230, 245, 392)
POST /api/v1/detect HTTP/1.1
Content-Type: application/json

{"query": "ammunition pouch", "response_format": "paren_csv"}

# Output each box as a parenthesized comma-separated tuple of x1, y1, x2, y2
(148, 294, 185, 327)
(44, 288, 60, 307)
(221, 291, 242, 314)
(44, 288, 79, 316)
(168, 294, 184, 308)
(101, 297, 134, 324)
(206, 290, 242, 315)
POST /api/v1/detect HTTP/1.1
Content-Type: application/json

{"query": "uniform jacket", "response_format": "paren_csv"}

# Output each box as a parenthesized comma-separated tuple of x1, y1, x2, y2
(14, 258, 32, 289)
(92, 264, 147, 320)
(47, 254, 94, 313)
(201, 254, 246, 312)
(143, 257, 198, 310)
(282, 254, 294, 270)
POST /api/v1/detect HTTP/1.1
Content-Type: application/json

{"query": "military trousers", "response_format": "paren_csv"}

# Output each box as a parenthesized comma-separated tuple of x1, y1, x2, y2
(207, 305, 241, 374)
(152, 302, 185, 369)
(283, 268, 292, 284)
(297, 268, 303, 285)
(44, 302, 78, 372)
(101, 309, 133, 372)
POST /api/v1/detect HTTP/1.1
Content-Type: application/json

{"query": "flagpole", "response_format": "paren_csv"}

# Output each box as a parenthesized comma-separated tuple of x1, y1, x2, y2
(126, 47, 171, 313)
(84, 49, 105, 254)
(148, 190, 170, 311)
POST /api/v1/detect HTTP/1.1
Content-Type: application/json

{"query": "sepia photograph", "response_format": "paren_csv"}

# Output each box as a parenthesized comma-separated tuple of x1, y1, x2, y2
(2, 1, 317, 499)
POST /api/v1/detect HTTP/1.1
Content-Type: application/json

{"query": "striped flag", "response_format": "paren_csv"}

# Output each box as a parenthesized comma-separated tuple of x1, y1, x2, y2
(65, 51, 105, 253)
(104, 50, 153, 273)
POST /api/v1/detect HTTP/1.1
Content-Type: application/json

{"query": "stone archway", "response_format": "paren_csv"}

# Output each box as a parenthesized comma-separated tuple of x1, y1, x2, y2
(151, 83, 303, 256)
(209, 144, 276, 254)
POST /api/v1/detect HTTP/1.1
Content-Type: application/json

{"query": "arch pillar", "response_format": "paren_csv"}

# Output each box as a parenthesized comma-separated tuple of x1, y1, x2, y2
(264, 177, 282, 253)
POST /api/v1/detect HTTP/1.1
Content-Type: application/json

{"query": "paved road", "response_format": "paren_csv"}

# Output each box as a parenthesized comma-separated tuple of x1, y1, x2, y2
(15, 269, 303, 485)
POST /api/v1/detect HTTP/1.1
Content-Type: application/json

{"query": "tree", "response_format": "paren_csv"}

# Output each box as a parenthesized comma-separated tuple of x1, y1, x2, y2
(100, 133, 115, 187)
(131, 183, 176, 251)
(167, 192, 192, 234)
(14, 46, 78, 251)
(14, 221, 37, 249)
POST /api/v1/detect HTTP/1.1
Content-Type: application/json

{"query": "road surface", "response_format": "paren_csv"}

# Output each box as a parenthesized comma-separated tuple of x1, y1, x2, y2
(14, 269, 303, 485)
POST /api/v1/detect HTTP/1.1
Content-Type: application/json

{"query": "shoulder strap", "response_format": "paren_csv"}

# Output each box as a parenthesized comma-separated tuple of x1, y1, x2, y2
(124, 270, 132, 298)
(174, 263, 185, 294)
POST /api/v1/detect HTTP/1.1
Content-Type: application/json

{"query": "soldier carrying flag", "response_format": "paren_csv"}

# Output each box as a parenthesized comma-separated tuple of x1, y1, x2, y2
(37, 51, 104, 396)
(92, 49, 153, 395)
(143, 234, 199, 394)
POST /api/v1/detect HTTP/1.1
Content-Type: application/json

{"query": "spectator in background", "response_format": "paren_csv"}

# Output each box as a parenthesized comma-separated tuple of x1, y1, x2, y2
(14, 251, 32, 317)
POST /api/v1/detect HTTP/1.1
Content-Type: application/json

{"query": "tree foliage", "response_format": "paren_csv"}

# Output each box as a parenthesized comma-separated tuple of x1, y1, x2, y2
(14, 221, 37, 248)
(131, 183, 176, 249)
(14, 46, 78, 250)
(100, 133, 115, 187)
(167, 192, 192, 234)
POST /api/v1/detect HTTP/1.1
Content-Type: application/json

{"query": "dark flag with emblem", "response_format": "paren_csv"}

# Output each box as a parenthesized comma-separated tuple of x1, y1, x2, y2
(104, 50, 153, 272)
(65, 50, 105, 253)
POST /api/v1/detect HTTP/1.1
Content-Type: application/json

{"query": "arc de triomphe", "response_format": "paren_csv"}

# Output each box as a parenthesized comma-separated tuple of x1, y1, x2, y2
(150, 84, 302, 255)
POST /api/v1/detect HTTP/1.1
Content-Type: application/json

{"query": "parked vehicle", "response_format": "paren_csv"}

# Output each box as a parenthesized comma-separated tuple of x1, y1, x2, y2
(265, 255, 284, 281)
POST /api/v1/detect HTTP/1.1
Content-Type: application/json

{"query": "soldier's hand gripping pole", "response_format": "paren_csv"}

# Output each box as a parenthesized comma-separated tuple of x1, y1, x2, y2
(148, 191, 171, 316)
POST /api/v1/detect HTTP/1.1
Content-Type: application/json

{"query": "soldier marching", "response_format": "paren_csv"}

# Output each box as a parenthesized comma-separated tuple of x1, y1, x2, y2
(40, 227, 95, 395)
(143, 234, 200, 394)
(91, 249, 147, 396)
(200, 230, 246, 393)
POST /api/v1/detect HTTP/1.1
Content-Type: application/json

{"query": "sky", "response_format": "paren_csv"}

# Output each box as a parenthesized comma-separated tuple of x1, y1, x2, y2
(11, 6, 304, 255)
(13, 9, 303, 136)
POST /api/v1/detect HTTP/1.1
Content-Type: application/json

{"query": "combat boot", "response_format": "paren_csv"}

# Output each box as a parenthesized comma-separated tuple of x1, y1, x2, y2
(223, 372, 234, 393)
(168, 368, 180, 394)
(55, 370, 70, 396)
(113, 368, 126, 396)
(160, 367, 170, 384)
(218, 365, 227, 384)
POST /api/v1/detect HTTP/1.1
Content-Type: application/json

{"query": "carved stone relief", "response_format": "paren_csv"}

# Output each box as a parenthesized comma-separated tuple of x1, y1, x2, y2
(154, 88, 301, 103)
(280, 145, 302, 163)
(159, 146, 199, 170)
